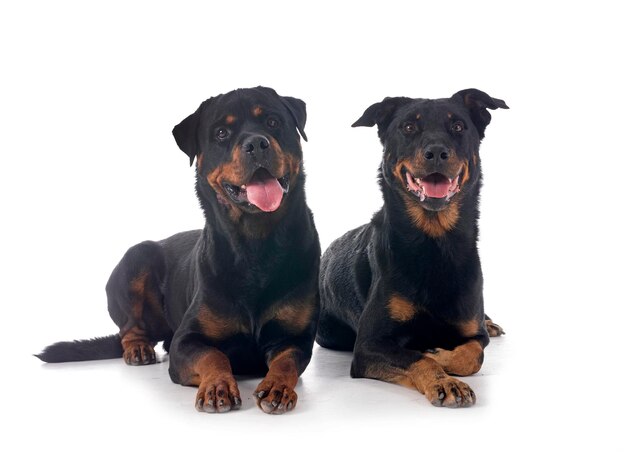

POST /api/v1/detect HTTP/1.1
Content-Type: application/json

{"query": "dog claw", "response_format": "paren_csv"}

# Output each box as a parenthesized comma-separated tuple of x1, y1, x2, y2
(195, 376, 241, 413)
(122, 342, 156, 366)
(254, 379, 298, 414)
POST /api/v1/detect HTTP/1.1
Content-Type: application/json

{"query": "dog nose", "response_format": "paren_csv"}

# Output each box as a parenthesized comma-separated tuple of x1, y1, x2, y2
(242, 135, 270, 154)
(423, 145, 450, 162)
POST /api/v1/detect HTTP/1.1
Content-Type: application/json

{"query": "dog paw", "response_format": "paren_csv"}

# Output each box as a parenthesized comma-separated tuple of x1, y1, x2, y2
(254, 379, 298, 415)
(123, 342, 156, 365)
(424, 377, 476, 408)
(486, 319, 505, 337)
(195, 377, 242, 413)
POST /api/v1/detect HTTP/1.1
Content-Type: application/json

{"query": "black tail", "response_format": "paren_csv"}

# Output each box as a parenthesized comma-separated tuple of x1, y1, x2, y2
(35, 334, 123, 363)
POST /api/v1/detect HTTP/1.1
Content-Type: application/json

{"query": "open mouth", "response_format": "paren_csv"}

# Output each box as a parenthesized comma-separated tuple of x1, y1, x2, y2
(223, 168, 290, 212)
(405, 170, 460, 202)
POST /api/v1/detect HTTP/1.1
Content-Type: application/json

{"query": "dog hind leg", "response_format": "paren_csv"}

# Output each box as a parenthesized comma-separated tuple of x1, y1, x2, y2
(106, 241, 173, 365)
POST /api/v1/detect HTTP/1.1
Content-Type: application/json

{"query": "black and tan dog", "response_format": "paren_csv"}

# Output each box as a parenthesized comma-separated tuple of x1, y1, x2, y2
(37, 87, 321, 415)
(316, 89, 507, 407)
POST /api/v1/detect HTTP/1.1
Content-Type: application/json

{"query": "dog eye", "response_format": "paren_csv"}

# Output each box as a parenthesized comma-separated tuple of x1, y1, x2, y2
(401, 122, 417, 135)
(451, 121, 465, 133)
(215, 128, 230, 141)
(267, 117, 280, 128)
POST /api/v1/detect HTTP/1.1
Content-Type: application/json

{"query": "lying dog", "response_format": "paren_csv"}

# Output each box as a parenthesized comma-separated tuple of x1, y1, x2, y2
(316, 89, 507, 407)
(37, 87, 321, 415)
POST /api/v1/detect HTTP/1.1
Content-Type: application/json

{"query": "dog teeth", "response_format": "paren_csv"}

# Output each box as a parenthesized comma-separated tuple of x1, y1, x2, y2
(446, 185, 461, 201)
(415, 178, 426, 201)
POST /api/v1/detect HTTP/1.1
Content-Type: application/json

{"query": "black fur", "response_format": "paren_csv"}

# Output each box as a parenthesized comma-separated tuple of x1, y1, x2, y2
(317, 89, 507, 407)
(38, 87, 320, 414)
(36, 335, 123, 362)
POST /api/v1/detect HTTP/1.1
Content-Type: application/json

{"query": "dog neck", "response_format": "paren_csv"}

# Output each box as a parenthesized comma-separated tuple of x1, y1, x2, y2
(199, 180, 313, 263)
(380, 177, 480, 254)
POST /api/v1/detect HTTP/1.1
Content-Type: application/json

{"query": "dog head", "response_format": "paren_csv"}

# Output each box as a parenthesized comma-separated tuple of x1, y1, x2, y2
(173, 87, 306, 219)
(353, 89, 508, 215)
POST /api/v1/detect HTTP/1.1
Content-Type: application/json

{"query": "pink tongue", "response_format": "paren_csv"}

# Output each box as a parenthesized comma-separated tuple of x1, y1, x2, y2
(246, 171, 283, 212)
(421, 177, 452, 199)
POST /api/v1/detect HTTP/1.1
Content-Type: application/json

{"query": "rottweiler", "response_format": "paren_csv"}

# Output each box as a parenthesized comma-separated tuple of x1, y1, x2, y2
(37, 86, 321, 415)
(316, 89, 507, 408)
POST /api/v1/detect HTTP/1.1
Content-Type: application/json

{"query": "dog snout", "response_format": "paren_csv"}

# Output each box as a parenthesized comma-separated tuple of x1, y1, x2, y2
(423, 144, 451, 163)
(242, 135, 270, 155)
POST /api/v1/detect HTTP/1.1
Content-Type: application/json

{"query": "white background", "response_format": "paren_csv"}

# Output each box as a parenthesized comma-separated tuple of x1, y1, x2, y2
(2, 1, 625, 450)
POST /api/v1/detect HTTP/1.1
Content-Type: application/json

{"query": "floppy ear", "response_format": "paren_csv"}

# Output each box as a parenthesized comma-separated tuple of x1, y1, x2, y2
(172, 97, 214, 166)
(281, 96, 308, 142)
(452, 89, 509, 139)
(352, 97, 412, 141)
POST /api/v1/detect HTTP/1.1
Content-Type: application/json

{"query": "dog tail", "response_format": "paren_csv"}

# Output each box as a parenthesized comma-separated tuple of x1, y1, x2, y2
(35, 334, 123, 363)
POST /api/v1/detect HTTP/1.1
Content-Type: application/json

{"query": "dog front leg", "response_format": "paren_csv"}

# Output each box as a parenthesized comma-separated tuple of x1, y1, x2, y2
(254, 346, 307, 414)
(169, 331, 242, 413)
(352, 337, 476, 408)
(255, 293, 318, 414)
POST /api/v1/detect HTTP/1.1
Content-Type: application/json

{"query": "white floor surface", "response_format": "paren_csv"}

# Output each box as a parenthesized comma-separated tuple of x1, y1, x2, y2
(8, 333, 620, 452)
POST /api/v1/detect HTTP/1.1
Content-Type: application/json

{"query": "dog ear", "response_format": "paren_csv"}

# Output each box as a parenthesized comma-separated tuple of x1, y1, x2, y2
(280, 96, 308, 142)
(172, 97, 215, 166)
(452, 89, 509, 139)
(352, 97, 412, 141)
